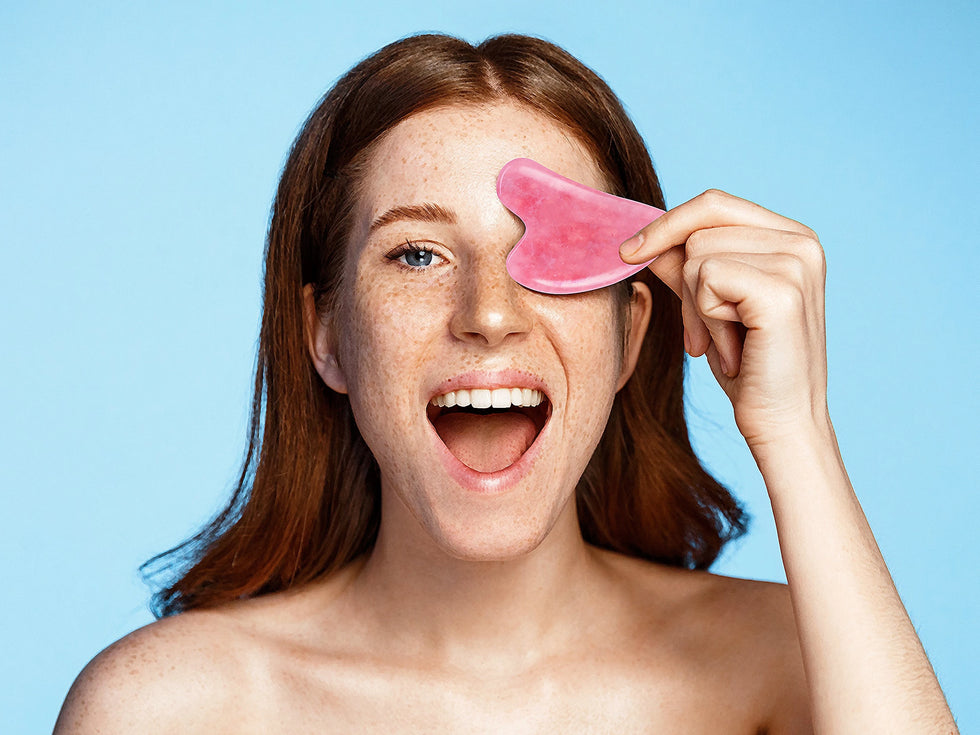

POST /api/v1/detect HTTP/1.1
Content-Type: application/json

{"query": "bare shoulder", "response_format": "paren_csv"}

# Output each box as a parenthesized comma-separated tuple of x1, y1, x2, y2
(54, 562, 365, 734)
(596, 550, 813, 733)
(54, 608, 257, 735)
(601, 550, 800, 652)
(687, 570, 813, 733)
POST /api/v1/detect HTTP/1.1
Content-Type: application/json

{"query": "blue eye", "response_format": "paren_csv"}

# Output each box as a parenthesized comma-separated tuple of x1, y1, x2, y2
(402, 248, 434, 267)
(387, 242, 444, 269)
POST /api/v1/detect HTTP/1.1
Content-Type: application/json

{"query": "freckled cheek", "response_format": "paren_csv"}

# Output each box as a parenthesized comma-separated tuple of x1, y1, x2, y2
(342, 276, 453, 396)
(550, 301, 624, 424)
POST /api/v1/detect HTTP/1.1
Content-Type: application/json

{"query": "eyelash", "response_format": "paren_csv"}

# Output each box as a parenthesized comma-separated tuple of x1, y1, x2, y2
(385, 240, 445, 270)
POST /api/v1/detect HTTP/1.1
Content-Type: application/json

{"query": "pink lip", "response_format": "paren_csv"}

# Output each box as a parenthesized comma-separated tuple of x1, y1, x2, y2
(425, 369, 553, 494)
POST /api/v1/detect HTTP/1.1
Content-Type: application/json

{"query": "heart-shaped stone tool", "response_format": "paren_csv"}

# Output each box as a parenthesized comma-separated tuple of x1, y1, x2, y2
(498, 158, 665, 295)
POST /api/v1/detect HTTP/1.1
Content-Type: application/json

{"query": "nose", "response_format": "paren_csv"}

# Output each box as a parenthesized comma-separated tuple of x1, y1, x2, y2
(449, 255, 533, 347)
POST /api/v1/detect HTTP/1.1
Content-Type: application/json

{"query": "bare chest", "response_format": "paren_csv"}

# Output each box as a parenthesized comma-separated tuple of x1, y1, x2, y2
(235, 653, 771, 735)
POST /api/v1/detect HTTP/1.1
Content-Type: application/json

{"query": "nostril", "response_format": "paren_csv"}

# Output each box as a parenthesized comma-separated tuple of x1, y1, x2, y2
(449, 281, 533, 346)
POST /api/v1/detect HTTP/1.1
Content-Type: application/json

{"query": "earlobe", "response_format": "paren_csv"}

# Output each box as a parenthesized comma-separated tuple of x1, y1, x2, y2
(303, 284, 348, 395)
(616, 281, 653, 391)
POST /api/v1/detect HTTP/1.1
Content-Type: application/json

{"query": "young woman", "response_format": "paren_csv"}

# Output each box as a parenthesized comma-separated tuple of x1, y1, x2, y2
(55, 34, 957, 733)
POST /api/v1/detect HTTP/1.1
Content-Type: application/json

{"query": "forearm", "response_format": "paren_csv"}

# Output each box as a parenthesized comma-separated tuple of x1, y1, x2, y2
(753, 420, 957, 734)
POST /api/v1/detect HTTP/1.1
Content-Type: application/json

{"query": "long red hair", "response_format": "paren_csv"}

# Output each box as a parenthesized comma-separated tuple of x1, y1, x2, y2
(143, 33, 746, 617)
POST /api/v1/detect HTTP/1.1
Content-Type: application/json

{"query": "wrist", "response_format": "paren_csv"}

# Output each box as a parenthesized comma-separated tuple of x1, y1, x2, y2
(745, 412, 844, 491)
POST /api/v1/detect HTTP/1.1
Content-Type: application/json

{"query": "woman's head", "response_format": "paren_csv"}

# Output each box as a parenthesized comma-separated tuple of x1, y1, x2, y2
(145, 33, 746, 616)
(307, 100, 653, 560)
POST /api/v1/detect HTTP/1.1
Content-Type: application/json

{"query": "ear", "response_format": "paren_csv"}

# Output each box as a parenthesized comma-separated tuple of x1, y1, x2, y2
(616, 280, 653, 391)
(303, 284, 348, 394)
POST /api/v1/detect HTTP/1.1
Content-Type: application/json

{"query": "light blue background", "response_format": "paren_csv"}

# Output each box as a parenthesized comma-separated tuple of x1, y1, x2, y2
(2, 1, 977, 731)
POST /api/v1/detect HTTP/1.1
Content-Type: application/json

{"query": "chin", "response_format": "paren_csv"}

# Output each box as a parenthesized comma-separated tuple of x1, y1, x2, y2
(435, 527, 552, 563)
(413, 490, 574, 563)
(439, 538, 544, 562)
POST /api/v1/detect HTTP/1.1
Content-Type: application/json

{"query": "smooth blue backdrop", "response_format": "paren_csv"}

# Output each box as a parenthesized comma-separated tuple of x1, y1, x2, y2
(2, 1, 977, 731)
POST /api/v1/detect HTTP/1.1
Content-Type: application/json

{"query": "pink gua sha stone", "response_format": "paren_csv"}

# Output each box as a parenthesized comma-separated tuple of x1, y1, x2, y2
(498, 158, 665, 295)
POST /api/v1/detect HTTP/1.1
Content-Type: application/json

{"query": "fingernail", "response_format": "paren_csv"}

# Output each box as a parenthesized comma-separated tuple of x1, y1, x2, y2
(619, 232, 644, 261)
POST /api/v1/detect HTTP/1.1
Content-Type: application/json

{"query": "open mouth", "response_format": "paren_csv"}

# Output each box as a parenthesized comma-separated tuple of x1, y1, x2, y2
(426, 387, 551, 474)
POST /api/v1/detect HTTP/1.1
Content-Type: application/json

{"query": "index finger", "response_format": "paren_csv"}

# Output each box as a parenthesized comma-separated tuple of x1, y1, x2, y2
(620, 189, 816, 266)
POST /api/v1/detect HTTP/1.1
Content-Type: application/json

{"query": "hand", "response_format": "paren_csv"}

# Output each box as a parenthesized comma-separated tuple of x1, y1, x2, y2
(621, 190, 829, 449)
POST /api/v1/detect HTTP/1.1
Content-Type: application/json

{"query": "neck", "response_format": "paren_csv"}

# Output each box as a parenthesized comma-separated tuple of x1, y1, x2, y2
(345, 493, 605, 670)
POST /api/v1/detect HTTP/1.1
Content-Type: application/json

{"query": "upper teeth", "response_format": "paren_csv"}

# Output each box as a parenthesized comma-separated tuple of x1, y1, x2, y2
(431, 387, 544, 409)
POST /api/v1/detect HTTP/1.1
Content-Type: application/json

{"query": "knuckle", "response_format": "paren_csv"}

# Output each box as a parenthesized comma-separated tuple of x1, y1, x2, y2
(695, 284, 717, 313)
(811, 242, 827, 278)
(795, 233, 825, 268)
(682, 258, 701, 284)
(780, 253, 808, 283)
(685, 229, 711, 256)
(769, 280, 805, 313)
(655, 206, 675, 227)
(698, 188, 729, 212)
(797, 223, 820, 241)
(697, 256, 725, 282)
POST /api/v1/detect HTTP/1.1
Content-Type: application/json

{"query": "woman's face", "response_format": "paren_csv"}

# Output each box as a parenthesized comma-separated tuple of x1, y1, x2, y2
(311, 102, 650, 560)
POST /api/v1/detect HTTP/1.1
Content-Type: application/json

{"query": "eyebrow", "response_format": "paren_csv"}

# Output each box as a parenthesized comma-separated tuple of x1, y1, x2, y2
(369, 202, 458, 233)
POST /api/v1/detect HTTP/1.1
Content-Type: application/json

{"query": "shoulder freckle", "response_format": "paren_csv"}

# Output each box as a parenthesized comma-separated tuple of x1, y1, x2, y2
(55, 611, 251, 734)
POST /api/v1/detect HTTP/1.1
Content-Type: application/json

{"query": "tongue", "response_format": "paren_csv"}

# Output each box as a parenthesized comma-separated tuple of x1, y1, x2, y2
(434, 411, 538, 473)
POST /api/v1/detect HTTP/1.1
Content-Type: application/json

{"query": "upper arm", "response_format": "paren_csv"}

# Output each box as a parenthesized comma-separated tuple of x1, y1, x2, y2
(54, 617, 240, 735)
